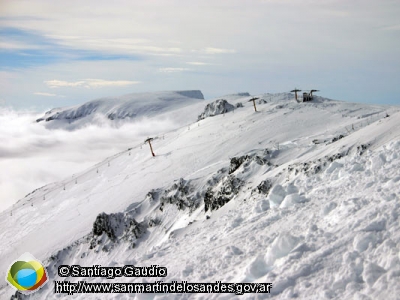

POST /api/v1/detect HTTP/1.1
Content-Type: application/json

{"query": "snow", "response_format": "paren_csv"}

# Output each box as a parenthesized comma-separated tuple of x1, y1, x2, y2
(36, 90, 205, 130)
(2, 92, 400, 299)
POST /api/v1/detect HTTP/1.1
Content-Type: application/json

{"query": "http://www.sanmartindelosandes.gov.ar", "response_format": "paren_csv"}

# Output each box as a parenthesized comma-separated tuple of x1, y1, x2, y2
(6, 252, 49, 295)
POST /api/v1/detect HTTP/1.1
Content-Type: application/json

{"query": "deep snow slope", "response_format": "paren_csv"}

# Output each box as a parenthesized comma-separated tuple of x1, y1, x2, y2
(35, 90, 205, 130)
(2, 93, 400, 299)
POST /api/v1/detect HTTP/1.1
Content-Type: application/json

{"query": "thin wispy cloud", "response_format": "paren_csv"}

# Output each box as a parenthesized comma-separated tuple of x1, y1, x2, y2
(34, 92, 57, 97)
(44, 36, 183, 56)
(45, 80, 85, 88)
(203, 48, 236, 54)
(0, 41, 42, 50)
(382, 24, 400, 31)
(44, 79, 140, 88)
(0, 28, 50, 49)
(186, 62, 214, 66)
(84, 79, 141, 88)
(158, 68, 190, 73)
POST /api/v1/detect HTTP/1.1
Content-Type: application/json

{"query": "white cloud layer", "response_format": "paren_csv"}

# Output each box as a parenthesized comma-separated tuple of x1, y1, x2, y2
(0, 108, 179, 212)
(44, 79, 140, 89)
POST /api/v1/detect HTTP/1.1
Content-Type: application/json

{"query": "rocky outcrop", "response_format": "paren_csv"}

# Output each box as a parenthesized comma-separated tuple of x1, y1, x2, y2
(204, 175, 243, 212)
(159, 178, 200, 212)
(90, 212, 145, 251)
(198, 99, 235, 120)
(229, 149, 273, 174)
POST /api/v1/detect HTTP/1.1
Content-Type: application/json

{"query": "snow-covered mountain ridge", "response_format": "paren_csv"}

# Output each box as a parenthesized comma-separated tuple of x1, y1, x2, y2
(2, 92, 400, 299)
(35, 90, 205, 129)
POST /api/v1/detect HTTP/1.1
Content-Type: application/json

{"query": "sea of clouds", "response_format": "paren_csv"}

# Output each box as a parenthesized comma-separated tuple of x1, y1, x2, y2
(0, 108, 178, 212)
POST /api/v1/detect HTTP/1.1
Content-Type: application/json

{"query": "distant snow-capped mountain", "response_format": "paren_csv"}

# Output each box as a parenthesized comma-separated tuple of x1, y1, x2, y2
(36, 90, 205, 129)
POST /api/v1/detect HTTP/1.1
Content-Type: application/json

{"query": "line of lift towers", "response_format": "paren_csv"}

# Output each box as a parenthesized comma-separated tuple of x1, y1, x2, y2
(145, 89, 320, 157)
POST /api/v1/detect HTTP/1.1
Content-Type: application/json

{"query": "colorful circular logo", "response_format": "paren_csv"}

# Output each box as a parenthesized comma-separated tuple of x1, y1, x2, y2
(6, 252, 48, 294)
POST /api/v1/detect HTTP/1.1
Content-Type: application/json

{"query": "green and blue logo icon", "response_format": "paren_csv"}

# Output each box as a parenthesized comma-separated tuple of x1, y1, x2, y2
(6, 252, 48, 294)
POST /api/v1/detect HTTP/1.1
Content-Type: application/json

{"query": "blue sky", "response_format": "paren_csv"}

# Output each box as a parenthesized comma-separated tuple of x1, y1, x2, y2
(0, 27, 142, 68)
(1, 0, 400, 110)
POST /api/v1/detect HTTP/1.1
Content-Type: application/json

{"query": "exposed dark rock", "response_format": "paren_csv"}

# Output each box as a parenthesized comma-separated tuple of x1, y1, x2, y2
(148, 217, 161, 227)
(229, 149, 272, 174)
(10, 292, 24, 300)
(93, 213, 116, 240)
(327, 153, 343, 162)
(160, 178, 200, 212)
(331, 134, 345, 143)
(254, 155, 269, 165)
(229, 156, 251, 174)
(357, 144, 369, 156)
(146, 190, 160, 202)
(90, 212, 145, 251)
(312, 139, 320, 145)
(145, 149, 273, 219)
(236, 102, 244, 108)
(287, 153, 345, 177)
(204, 175, 243, 212)
(258, 99, 268, 104)
(256, 180, 272, 195)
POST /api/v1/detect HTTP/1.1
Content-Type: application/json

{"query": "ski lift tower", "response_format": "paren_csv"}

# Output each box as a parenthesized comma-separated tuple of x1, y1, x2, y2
(309, 89, 319, 100)
(144, 137, 155, 157)
(303, 89, 319, 102)
(248, 97, 259, 112)
(290, 88, 302, 102)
